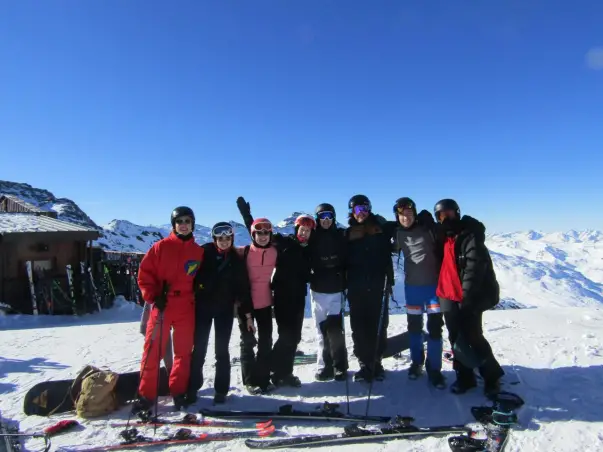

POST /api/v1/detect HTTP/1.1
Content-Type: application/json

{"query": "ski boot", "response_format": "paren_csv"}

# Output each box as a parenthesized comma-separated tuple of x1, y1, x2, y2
(374, 363, 386, 381)
(334, 369, 347, 381)
(427, 369, 447, 390)
(173, 394, 190, 411)
(272, 374, 302, 388)
(450, 372, 477, 394)
(213, 393, 227, 405)
(131, 397, 153, 418)
(353, 366, 372, 382)
(408, 362, 423, 380)
(315, 367, 334, 382)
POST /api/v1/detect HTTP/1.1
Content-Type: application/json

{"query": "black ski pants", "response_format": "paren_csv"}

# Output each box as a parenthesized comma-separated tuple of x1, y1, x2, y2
(238, 305, 273, 388)
(347, 287, 389, 370)
(271, 294, 305, 379)
(319, 314, 348, 372)
(440, 298, 504, 383)
(188, 302, 234, 396)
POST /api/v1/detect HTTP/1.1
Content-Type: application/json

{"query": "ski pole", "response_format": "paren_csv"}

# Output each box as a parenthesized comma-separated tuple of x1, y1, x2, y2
(340, 291, 350, 415)
(363, 276, 390, 425)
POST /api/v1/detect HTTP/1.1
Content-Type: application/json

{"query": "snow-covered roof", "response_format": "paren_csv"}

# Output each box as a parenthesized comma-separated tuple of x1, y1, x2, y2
(0, 213, 99, 238)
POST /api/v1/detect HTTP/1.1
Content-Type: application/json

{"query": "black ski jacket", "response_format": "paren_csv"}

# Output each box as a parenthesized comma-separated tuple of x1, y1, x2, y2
(345, 213, 395, 293)
(194, 243, 253, 316)
(448, 215, 500, 311)
(308, 225, 347, 294)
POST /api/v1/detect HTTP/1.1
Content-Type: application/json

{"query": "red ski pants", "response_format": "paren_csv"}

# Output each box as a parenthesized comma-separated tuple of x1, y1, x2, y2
(138, 302, 194, 400)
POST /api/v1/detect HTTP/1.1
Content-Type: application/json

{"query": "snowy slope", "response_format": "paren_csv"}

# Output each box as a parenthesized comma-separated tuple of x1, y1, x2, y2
(0, 299, 602, 452)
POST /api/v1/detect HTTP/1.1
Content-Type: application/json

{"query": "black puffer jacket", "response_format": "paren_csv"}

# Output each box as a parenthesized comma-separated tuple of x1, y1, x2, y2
(308, 225, 347, 294)
(345, 213, 395, 293)
(194, 243, 253, 316)
(271, 233, 312, 298)
(449, 215, 500, 311)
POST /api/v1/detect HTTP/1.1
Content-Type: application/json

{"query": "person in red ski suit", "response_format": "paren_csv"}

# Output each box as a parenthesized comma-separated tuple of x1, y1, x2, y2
(133, 206, 204, 413)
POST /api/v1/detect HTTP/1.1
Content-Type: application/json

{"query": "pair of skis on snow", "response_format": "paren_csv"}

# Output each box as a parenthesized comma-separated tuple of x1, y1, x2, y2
(58, 392, 523, 451)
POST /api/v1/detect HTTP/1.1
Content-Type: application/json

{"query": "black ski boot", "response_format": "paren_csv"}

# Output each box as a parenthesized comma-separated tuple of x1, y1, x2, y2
(408, 362, 423, 380)
(173, 394, 190, 411)
(353, 366, 372, 382)
(273, 374, 302, 388)
(450, 373, 477, 394)
(427, 369, 447, 389)
(484, 378, 501, 397)
(374, 363, 386, 381)
(315, 367, 334, 382)
(334, 369, 347, 381)
(131, 397, 153, 416)
(246, 385, 263, 395)
(213, 393, 227, 404)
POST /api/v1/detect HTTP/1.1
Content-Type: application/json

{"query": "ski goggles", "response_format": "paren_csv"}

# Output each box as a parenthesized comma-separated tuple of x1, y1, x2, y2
(317, 211, 334, 221)
(251, 221, 272, 232)
(212, 224, 234, 237)
(352, 205, 370, 215)
(395, 203, 415, 214)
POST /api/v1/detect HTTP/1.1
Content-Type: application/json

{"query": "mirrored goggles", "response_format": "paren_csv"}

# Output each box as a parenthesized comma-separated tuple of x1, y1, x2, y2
(352, 205, 370, 215)
(252, 222, 272, 232)
(317, 211, 334, 220)
(212, 225, 234, 237)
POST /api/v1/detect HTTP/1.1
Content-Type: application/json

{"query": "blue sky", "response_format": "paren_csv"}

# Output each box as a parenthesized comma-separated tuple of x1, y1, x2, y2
(1, 1, 601, 232)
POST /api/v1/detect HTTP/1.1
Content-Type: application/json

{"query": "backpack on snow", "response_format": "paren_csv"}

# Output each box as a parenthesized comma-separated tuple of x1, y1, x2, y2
(74, 365, 120, 418)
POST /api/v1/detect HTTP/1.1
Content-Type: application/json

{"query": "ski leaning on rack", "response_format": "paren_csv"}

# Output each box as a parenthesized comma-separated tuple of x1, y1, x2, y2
(199, 402, 392, 423)
(109, 413, 272, 430)
(59, 425, 276, 452)
(245, 416, 471, 449)
(448, 391, 525, 452)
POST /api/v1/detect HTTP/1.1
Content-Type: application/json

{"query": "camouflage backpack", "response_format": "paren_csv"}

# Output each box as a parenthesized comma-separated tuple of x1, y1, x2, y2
(74, 365, 120, 418)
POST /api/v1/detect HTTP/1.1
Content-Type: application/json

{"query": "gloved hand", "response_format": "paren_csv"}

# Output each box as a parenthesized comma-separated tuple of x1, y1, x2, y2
(236, 196, 250, 215)
(154, 292, 168, 312)
(417, 209, 435, 226)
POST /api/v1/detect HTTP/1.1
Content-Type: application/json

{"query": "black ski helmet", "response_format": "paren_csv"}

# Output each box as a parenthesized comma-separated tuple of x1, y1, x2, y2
(315, 202, 336, 219)
(171, 206, 195, 229)
(393, 197, 417, 218)
(434, 199, 460, 220)
(348, 194, 371, 213)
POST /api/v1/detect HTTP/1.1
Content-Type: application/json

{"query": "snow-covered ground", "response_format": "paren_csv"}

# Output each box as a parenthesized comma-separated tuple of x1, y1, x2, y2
(1, 297, 602, 451)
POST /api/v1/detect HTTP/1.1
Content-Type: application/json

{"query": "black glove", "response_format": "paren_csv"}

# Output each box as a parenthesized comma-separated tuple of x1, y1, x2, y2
(153, 281, 169, 312)
(417, 209, 435, 226)
(236, 196, 250, 215)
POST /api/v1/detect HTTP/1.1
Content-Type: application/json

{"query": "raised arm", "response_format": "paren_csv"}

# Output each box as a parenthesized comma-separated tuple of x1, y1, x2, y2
(236, 196, 255, 232)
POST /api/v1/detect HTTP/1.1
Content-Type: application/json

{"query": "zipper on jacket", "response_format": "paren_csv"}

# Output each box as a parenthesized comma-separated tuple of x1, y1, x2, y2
(261, 250, 265, 265)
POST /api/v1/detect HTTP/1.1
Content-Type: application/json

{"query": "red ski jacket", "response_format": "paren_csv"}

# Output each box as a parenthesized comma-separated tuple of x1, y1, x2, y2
(436, 237, 463, 302)
(138, 232, 204, 305)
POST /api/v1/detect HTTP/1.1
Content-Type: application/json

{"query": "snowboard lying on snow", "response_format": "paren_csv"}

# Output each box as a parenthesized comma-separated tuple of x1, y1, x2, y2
(23, 331, 421, 417)
(23, 367, 170, 416)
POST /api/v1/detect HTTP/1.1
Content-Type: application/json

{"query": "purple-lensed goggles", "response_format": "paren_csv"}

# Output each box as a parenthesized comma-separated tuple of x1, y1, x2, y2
(212, 224, 234, 237)
(352, 204, 370, 215)
(317, 211, 334, 220)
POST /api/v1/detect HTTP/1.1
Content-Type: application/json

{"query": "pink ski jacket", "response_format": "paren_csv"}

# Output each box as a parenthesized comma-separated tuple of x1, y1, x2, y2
(236, 244, 277, 310)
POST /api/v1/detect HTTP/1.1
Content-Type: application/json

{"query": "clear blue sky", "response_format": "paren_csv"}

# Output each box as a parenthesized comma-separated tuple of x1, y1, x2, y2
(1, 1, 601, 232)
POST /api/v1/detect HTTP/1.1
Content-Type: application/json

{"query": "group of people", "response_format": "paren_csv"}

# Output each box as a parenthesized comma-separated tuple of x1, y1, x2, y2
(131, 194, 504, 415)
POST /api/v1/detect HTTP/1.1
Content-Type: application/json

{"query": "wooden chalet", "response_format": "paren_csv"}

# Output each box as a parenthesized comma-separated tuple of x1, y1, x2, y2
(0, 195, 100, 313)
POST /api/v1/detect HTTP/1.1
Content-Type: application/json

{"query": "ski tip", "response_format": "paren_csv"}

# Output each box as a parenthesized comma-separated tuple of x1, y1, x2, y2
(256, 420, 273, 429)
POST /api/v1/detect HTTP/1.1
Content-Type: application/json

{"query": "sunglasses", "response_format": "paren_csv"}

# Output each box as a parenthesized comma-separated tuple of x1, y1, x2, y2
(254, 230, 271, 236)
(212, 225, 234, 237)
(437, 210, 457, 222)
(353, 205, 370, 215)
(317, 211, 334, 220)
(252, 222, 272, 232)
(175, 218, 192, 225)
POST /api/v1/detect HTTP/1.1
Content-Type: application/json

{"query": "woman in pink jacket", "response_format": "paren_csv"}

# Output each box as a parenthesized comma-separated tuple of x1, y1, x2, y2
(235, 205, 278, 395)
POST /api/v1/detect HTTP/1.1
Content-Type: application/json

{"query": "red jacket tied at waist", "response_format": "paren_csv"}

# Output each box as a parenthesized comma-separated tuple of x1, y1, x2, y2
(436, 237, 463, 302)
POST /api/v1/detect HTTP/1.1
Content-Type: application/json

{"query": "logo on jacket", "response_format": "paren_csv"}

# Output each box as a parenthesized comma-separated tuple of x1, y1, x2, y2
(185, 260, 201, 276)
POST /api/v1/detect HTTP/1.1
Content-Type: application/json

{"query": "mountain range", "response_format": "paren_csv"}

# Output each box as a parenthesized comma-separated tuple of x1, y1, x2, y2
(1, 180, 602, 311)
